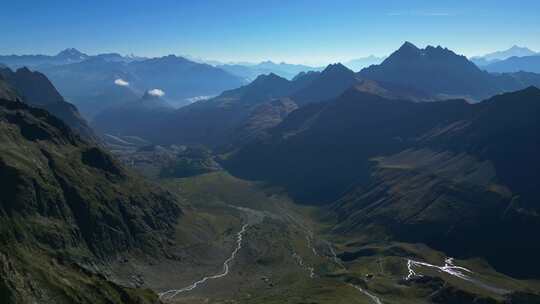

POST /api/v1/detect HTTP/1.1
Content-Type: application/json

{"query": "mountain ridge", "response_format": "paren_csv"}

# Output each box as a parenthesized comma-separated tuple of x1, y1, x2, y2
(471, 45, 537, 66)
(41, 53, 245, 110)
(359, 42, 540, 100)
(0, 67, 96, 141)
(224, 86, 540, 278)
(483, 55, 540, 73)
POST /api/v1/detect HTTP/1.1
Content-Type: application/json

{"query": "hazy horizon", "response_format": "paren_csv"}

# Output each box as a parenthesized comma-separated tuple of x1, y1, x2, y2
(1, 42, 537, 67)
(2, 0, 539, 65)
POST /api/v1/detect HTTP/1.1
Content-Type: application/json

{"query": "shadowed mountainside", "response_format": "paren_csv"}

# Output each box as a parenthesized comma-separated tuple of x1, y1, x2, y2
(117, 64, 433, 148)
(0, 67, 96, 141)
(224, 86, 540, 278)
(92, 90, 174, 136)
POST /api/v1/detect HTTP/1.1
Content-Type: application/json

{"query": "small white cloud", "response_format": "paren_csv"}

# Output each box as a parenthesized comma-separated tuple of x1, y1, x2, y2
(114, 78, 129, 86)
(148, 89, 165, 97)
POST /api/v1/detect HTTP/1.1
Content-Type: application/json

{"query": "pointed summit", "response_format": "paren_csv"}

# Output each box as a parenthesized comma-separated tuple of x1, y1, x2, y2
(218, 72, 292, 103)
(359, 43, 498, 98)
(56, 48, 88, 60)
(292, 63, 358, 105)
(390, 41, 422, 57)
(399, 41, 420, 51)
(135, 54, 195, 69)
(321, 63, 354, 76)
(250, 73, 289, 87)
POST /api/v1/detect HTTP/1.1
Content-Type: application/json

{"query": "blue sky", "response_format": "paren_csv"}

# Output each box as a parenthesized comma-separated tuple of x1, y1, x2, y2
(1, 0, 539, 65)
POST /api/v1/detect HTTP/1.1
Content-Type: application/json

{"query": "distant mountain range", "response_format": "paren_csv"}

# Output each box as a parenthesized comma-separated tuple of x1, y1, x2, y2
(215, 57, 387, 79)
(0, 49, 328, 112)
(471, 45, 537, 66)
(6, 43, 539, 149)
(218, 61, 322, 81)
(99, 61, 436, 146)
(0, 49, 247, 115)
(482, 55, 540, 73)
(39, 54, 245, 112)
(121, 72, 307, 147)
(92, 42, 540, 148)
(0, 48, 144, 69)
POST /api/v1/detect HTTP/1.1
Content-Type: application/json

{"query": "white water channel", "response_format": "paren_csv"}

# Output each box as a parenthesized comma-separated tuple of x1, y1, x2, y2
(349, 283, 384, 304)
(405, 257, 509, 295)
(158, 224, 249, 300)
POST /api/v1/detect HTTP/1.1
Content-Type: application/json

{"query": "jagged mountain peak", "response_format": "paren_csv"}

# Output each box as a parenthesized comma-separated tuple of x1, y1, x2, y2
(0, 66, 96, 140)
(56, 48, 88, 60)
(358, 43, 515, 99)
(6, 67, 65, 104)
(321, 62, 354, 75)
(292, 70, 320, 81)
(14, 66, 33, 74)
(160, 54, 190, 62)
(252, 72, 288, 83)
(238, 73, 291, 95)
(399, 41, 420, 51)
(387, 42, 461, 62)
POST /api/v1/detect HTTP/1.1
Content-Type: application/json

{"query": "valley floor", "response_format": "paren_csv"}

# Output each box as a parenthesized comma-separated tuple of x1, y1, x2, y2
(107, 172, 540, 304)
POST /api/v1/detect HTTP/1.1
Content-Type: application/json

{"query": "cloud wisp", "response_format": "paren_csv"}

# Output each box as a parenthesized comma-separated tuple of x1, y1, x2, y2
(387, 11, 455, 17)
(148, 88, 165, 97)
(114, 78, 129, 86)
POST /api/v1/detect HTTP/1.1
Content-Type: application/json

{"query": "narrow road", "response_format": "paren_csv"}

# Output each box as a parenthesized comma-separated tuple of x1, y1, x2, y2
(158, 224, 250, 300)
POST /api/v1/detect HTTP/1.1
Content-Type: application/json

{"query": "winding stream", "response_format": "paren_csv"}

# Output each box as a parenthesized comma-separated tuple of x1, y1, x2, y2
(292, 251, 316, 278)
(349, 283, 383, 304)
(158, 224, 250, 300)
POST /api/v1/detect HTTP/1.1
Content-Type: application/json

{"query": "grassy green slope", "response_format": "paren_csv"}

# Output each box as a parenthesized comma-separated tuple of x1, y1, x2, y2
(0, 98, 181, 303)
